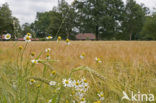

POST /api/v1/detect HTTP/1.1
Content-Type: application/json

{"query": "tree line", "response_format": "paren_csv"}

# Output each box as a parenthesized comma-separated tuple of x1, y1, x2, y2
(0, 0, 156, 40)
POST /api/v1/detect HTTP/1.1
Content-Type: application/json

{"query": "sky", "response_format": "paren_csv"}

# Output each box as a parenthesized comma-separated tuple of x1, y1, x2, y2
(0, 0, 155, 25)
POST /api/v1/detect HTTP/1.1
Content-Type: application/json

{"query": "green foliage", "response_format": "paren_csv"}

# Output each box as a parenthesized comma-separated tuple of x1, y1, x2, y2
(141, 13, 156, 40)
(73, 0, 125, 40)
(121, 0, 148, 40)
(0, 3, 21, 38)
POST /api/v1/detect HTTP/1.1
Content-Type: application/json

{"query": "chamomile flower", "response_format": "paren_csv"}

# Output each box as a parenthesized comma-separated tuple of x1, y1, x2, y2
(31, 59, 39, 64)
(4, 33, 11, 40)
(18, 46, 23, 50)
(24, 35, 31, 42)
(49, 81, 57, 86)
(45, 48, 51, 52)
(80, 53, 85, 59)
(72, 80, 81, 89)
(80, 98, 86, 103)
(66, 38, 70, 45)
(95, 57, 102, 63)
(46, 53, 51, 60)
(62, 78, 72, 87)
(57, 36, 61, 42)
(50, 71, 56, 76)
(97, 92, 104, 101)
(46, 36, 53, 40)
(27, 33, 32, 38)
(31, 52, 35, 57)
(29, 79, 36, 85)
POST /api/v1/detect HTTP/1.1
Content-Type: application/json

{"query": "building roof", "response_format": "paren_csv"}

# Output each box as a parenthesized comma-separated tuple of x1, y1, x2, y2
(76, 33, 95, 40)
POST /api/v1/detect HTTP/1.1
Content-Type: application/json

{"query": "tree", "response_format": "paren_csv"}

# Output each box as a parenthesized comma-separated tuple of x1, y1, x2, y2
(73, 0, 125, 40)
(0, 3, 21, 39)
(32, 0, 76, 39)
(121, 0, 149, 40)
(141, 13, 156, 40)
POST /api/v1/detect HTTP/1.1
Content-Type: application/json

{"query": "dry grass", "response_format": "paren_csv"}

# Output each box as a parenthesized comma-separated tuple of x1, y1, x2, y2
(0, 41, 156, 102)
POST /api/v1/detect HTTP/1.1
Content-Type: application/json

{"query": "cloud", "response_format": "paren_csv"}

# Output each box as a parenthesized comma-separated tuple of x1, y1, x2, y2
(0, 0, 156, 25)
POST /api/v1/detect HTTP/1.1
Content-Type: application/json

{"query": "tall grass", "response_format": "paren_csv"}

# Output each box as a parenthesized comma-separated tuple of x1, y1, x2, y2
(0, 41, 155, 103)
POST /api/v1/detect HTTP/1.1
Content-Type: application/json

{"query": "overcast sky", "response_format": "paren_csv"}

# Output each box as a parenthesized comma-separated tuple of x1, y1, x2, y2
(0, 0, 155, 25)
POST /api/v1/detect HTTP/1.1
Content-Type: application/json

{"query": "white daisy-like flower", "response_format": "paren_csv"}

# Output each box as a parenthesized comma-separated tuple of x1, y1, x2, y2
(95, 57, 102, 63)
(29, 79, 36, 85)
(45, 48, 51, 52)
(26, 33, 32, 38)
(72, 80, 81, 89)
(98, 92, 104, 101)
(48, 99, 52, 103)
(24, 35, 31, 42)
(66, 38, 70, 45)
(46, 53, 51, 60)
(80, 53, 85, 59)
(62, 78, 72, 87)
(4, 33, 11, 40)
(80, 98, 86, 103)
(49, 81, 57, 86)
(31, 59, 39, 64)
(46, 36, 53, 40)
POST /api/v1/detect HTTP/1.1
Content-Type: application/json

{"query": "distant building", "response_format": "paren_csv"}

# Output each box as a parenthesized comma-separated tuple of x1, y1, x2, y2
(76, 33, 95, 40)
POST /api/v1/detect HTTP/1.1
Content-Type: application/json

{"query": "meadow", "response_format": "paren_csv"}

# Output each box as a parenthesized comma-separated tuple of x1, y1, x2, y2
(0, 41, 156, 103)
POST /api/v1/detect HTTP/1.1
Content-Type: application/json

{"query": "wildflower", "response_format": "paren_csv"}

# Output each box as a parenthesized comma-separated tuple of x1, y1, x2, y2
(97, 92, 104, 101)
(27, 33, 32, 37)
(48, 99, 52, 103)
(80, 53, 85, 59)
(31, 59, 39, 64)
(46, 53, 50, 60)
(80, 98, 86, 103)
(49, 81, 57, 86)
(57, 36, 61, 42)
(66, 38, 70, 45)
(72, 80, 81, 89)
(29, 79, 36, 85)
(24, 35, 31, 42)
(62, 78, 72, 87)
(31, 52, 35, 57)
(81, 78, 87, 83)
(4, 33, 11, 40)
(18, 46, 23, 50)
(50, 71, 56, 76)
(45, 48, 51, 52)
(46, 36, 53, 40)
(95, 57, 102, 63)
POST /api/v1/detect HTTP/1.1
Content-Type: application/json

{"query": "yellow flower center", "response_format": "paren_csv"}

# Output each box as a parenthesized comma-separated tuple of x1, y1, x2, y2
(34, 60, 37, 64)
(30, 79, 35, 82)
(18, 46, 23, 50)
(6, 35, 10, 38)
(66, 39, 70, 43)
(76, 82, 79, 85)
(100, 94, 104, 97)
(65, 80, 69, 84)
(48, 36, 52, 39)
(31, 52, 35, 56)
(26, 36, 30, 40)
(58, 36, 61, 40)
(51, 71, 56, 75)
(84, 79, 87, 83)
(81, 98, 85, 101)
(27, 33, 31, 36)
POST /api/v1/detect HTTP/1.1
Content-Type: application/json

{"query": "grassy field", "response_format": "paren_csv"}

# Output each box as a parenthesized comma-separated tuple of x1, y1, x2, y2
(0, 41, 156, 103)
